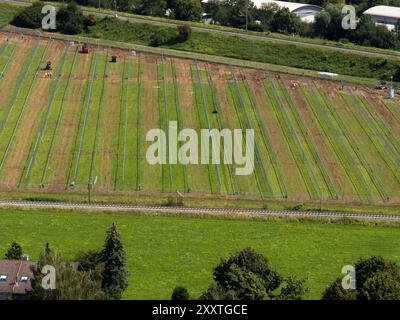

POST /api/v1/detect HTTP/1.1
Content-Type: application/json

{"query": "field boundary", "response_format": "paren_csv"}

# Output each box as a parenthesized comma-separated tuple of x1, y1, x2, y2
(0, 199, 399, 222)
(0, 29, 382, 87)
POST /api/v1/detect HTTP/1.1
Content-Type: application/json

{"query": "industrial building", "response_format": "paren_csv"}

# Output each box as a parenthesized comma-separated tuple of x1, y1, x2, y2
(363, 5, 400, 31)
(202, 0, 322, 23)
(254, 0, 322, 23)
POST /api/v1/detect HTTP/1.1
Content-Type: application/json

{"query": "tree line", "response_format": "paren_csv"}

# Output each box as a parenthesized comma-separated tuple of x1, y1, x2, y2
(170, 247, 400, 300)
(4, 236, 400, 300)
(28, 0, 400, 51)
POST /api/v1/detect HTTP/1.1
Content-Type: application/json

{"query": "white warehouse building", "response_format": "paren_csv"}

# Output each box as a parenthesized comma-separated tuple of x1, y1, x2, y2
(253, 0, 322, 23)
(203, 0, 322, 23)
(363, 5, 400, 31)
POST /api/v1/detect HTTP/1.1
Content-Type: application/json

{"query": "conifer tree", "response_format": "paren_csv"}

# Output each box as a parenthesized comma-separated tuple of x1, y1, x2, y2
(101, 223, 128, 299)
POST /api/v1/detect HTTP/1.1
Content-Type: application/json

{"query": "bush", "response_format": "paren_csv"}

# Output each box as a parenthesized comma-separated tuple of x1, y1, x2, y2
(247, 22, 267, 32)
(292, 204, 304, 211)
(394, 66, 400, 82)
(11, 2, 43, 29)
(323, 256, 400, 300)
(200, 247, 308, 300)
(171, 287, 190, 300)
(84, 14, 97, 28)
(57, 2, 84, 35)
(177, 25, 192, 42)
(150, 29, 173, 46)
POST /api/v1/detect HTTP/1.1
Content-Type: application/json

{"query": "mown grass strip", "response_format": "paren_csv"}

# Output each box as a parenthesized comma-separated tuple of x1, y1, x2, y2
(299, 82, 371, 201)
(114, 57, 124, 191)
(230, 66, 273, 198)
(40, 46, 79, 186)
(240, 70, 287, 199)
(158, 54, 173, 193)
(196, 64, 229, 194)
(226, 71, 264, 198)
(263, 75, 319, 200)
(205, 63, 238, 195)
(0, 43, 17, 87)
(194, 62, 222, 194)
(190, 64, 216, 194)
(358, 93, 400, 159)
(0, 36, 41, 132)
(277, 79, 338, 200)
(381, 100, 400, 125)
(136, 53, 142, 191)
(69, 46, 100, 186)
(171, 60, 189, 192)
(0, 31, 13, 57)
(88, 48, 109, 187)
(120, 52, 130, 185)
(21, 43, 70, 186)
(314, 82, 389, 202)
(340, 92, 400, 185)
(0, 39, 50, 173)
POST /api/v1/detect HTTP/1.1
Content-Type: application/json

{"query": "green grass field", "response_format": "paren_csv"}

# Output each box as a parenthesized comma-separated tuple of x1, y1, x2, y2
(0, 208, 399, 299)
(85, 17, 399, 80)
(0, 3, 22, 26)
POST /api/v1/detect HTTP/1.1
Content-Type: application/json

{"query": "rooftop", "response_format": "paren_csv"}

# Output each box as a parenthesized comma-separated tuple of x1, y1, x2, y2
(203, 0, 322, 12)
(254, 0, 322, 12)
(0, 260, 36, 296)
(363, 5, 400, 19)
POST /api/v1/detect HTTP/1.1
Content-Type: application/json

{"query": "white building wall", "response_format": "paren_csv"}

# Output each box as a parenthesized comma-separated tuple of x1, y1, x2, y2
(369, 15, 398, 30)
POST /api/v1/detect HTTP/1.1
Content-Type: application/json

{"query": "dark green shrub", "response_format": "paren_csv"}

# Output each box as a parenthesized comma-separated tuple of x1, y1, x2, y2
(177, 25, 192, 42)
(11, 2, 43, 29)
(150, 29, 173, 46)
(171, 287, 190, 300)
(57, 2, 84, 35)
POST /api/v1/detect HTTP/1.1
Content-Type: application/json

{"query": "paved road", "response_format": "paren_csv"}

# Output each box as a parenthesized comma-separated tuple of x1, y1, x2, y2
(2, 0, 399, 60)
(0, 200, 398, 221)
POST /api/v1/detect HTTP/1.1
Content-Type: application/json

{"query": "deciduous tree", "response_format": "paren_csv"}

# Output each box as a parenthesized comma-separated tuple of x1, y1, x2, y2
(200, 247, 308, 300)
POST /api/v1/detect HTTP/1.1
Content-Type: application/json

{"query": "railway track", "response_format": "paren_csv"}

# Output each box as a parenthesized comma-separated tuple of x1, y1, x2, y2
(0, 200, 398, 221)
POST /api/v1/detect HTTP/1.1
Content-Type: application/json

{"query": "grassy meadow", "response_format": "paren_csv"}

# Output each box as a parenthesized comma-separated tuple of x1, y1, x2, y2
(0, 208, 399, 299)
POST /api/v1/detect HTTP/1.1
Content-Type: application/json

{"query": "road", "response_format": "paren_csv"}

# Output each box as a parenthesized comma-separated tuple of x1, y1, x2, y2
(2, 0, 399, 60)
(0, 200, 399, 221)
